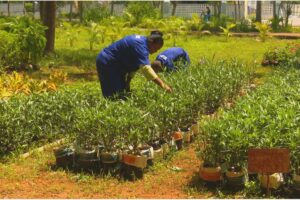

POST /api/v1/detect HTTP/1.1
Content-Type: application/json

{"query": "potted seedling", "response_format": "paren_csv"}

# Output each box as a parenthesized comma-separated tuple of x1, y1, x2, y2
(75, 144, 100, 173)
(198, 145, 222, 184)
(53, 145, 74, 169)
(148, 136, 164, 162)
(73, 100, 116, 173)
(223, 149, 247, 190)
(119, 101, 154, 180)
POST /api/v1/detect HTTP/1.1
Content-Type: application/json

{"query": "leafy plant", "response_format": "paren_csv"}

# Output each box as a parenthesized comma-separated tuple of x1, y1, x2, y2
(124, 2, 159, 26)
(254, 22, 270, 42)
(88, 22, 101, 51)
(2, 16, 47, 69)
(270, 16, 284, 32)
(219, 23, 236, 41)
(163, 17, 186, 46)
(82, 6, 110, 24)
(262, 43, 300, 68)
(186, 14, 204, 32)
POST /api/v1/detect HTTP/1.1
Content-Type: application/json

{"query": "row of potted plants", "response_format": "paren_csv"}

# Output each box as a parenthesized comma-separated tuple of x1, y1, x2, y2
(0, 58, 253, 162)
(70, 59, 254, 169)
(60, 59, 254, 180)
(54, 126, 199, 180)
(197, 68, 300, 196)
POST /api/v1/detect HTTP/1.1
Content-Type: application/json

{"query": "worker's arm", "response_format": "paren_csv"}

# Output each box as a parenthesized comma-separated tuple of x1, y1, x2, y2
(125, 72, 136, 92)
(184, 52, 191, 64)
(138, 65, 173, 92)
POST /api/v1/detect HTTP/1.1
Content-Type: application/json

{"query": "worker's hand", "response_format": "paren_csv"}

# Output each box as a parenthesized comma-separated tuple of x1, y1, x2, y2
(163, 84, 173, 93)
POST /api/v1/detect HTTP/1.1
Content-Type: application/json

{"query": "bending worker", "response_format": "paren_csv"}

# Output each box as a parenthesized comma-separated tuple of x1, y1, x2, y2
(96, 31, 172, 98)
(151, 47, 190, 73)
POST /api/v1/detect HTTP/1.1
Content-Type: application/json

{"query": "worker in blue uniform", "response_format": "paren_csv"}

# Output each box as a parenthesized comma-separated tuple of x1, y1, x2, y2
(151, 47, 190, 73)
(96, 30, 172, 98)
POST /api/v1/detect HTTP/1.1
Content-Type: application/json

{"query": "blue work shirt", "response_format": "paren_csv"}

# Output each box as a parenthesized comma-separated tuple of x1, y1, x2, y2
(156, 47, 190, 71)
(97, 35, 150, 74)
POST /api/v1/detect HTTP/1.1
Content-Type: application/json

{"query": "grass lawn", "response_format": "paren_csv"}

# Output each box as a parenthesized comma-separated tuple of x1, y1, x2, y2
(31, 27, 297, 85)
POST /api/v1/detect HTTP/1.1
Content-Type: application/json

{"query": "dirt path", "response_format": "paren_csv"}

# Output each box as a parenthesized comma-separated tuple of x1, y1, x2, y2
(0, 144, 212, 198)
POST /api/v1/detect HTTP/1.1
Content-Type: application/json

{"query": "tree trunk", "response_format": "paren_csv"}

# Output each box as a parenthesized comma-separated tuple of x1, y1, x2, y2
(23, 1, 26, 15)
(69, 1, 73, 22)
(78, 1, 83, 23)
(32, 1, 35, 19)
(39, 1, 45, 21)
(161, 1, 164, 18)
(272, 1, 277, 18)
(7, 0, 10, 17)
(110, 1, 114, 15)
(284, 3, 293, 28)
(237, 1, 241, 20)
(256, 0, 262, 22)
(171, 1, 177, 16)
(234, 1, 237, 21)
(214, 1, 221, 19)
(43, 1, 56, 54)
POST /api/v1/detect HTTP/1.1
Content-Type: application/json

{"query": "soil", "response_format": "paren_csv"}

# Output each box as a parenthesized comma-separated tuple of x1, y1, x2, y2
(0, 144, 213, 198)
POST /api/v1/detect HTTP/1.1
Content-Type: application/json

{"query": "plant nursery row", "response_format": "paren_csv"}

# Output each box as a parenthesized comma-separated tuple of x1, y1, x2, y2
(198, 67, 300, 196)
(0, 59, 254, 161)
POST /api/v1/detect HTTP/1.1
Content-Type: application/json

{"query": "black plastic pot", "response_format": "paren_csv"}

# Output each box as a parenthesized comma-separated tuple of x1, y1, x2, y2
(100, 152, 120, 175)
(139, 145, 154, 167)
(149, 138, 161, 151)
(190, 133, 195, 143)
(225, 166, 246, 190)
(248, 172, 258, 181)
(175, 139, 183, 150)
(76, 149, 100, 173)
(121, 163, 144, 181)
(293, 173, 300, 197)
(54, 146, 74, 169)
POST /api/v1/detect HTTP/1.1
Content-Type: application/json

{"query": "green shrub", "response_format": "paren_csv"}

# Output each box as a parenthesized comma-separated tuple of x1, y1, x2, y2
(24, 2, 34, 13)
(0, 83, 102, 159)
(254, 22, 270, 42)
(124, 2, 159, 26)
(262, 43, 300, 68)
(82, 6, 110, 24)
(1, 16, 46, 70)
(270, 16, 284, 32)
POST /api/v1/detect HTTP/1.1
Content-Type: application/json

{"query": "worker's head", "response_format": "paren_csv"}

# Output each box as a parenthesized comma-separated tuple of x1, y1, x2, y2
(147, 30, 164, 54)
(151, 60, 163, 73)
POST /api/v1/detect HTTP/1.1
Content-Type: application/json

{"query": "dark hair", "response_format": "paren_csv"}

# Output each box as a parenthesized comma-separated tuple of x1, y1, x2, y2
(147, 30, 164, 45)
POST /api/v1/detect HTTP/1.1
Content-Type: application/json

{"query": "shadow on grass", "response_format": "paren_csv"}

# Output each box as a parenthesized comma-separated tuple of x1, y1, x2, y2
(48, 161, 149, 182)
(67, 71, 98, 82)
(41, 48, 98, 68)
